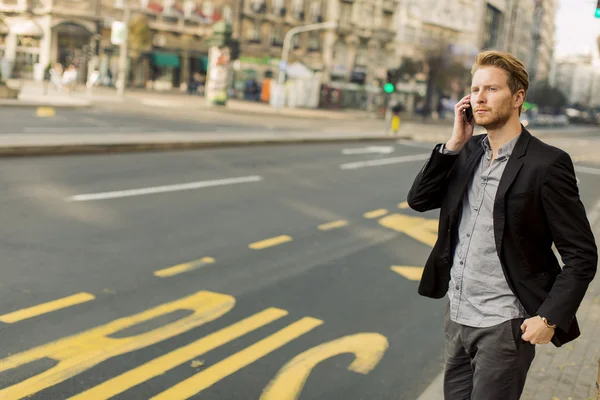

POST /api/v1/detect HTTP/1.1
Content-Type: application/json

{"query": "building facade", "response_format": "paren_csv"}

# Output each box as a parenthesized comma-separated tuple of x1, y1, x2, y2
(0, 0, 237, 89)
(529, 0, 558, 83)
(236, 0, 397, 87)
(503, 0, 535, 68)
(552, 54, 600, 108)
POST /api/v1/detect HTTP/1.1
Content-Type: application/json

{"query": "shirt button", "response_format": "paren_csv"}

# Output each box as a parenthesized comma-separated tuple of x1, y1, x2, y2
(474, 207, 478, 211)
(466, 233, 470, 237)
(460, 261, 464, 265)
(455, 285, 460, 290)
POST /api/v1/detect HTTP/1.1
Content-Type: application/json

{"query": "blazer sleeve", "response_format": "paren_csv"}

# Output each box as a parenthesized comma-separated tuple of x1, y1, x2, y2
(407, 144, 460, 212)
(536, 151, 598, 331)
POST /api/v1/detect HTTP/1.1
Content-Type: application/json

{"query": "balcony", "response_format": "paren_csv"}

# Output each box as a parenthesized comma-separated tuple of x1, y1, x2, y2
(373, 27, 394, 41)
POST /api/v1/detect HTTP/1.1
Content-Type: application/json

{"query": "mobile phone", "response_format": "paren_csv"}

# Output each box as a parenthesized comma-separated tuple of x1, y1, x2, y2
(464, 105, 473, 122)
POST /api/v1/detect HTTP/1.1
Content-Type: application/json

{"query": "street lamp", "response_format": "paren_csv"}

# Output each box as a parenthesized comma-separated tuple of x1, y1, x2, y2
(277, 21, 337, 86)
(272, 21, 337, 108)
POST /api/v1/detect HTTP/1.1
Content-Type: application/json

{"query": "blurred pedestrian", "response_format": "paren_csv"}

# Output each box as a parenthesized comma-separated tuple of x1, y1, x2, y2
(407, 50, 597, 400)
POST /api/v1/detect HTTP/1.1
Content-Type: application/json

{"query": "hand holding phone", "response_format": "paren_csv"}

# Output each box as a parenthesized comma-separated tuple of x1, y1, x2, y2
(447, 95, 475, 152)
(463, 104, 473, 123)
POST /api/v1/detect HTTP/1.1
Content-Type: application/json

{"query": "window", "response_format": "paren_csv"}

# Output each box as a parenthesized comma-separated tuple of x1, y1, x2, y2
(310, 1, 321, 22)
(308, 31, 320, 51)
(293, 34, 300, 49)
(360, 3, 373, 28)
(340, 3, 351, 23)
(202, 1, 214, 18)
(271, 26, 283, 46)
(247, 20, 260, 42)
(222, 5, 233, 23)
(292, 0, 303, 15)
(356, 44, 368, 65)
(483, 4, 502, 49)
(251, 0, 266, 13)
(184, 0, 196, 18)
(273, 0, 284, 15)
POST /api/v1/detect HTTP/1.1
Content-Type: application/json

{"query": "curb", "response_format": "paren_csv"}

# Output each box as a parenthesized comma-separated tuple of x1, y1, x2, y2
(0, 100, 93, 109)
(0, 136, 397, 157)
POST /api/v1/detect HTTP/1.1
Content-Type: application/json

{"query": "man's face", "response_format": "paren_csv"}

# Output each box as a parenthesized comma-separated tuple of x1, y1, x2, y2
(470, 66, 521, 130)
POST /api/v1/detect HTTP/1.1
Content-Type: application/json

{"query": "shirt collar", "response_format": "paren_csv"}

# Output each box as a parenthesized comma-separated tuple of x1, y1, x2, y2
(481, 134, 520, 159)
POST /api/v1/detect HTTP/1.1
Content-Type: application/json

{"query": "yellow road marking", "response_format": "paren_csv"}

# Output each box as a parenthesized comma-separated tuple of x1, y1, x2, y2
(154, 257, 215, 277)
(36, 107, 55, 117)
(397, 201, 410, 209)
(0, 292, 95, 324)
(391, 266, 425, 281)
(249, 235, 293, 250)
(69, 307, 288, 399)
(0, 291, 234, 399)
(318, 220, 348, 231)
(151, 317, 323, 399)
(378, 214, 438, 247)
(363, 209, 388, 219)
(261, 333, 388, 400)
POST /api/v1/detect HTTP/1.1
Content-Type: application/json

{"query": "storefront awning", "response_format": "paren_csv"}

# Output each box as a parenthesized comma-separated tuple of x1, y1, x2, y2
(11, 20, 43, 37)
(152, 52, 180, 68)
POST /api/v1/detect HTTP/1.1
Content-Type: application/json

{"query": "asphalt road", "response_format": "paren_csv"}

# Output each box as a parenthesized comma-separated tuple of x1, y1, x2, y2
(1, 139, 600, 399)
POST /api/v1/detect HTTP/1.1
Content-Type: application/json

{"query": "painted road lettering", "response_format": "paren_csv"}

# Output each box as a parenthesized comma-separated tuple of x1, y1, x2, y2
(69, 307, 289, 399)
(0, 291, 234, 399)
(261, 333, 389, 400)
(151, 317, 324, 399)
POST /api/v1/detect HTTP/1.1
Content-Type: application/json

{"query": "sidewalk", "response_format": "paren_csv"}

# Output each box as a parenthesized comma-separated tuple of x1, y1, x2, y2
(0, 80, 380, 121)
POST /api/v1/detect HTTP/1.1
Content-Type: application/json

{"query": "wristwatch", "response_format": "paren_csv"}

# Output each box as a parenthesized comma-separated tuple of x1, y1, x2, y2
(539, 315, 557, 329)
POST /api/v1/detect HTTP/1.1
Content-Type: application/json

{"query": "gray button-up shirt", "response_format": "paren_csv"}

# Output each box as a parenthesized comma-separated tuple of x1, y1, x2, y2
(444, 135, 528, 328)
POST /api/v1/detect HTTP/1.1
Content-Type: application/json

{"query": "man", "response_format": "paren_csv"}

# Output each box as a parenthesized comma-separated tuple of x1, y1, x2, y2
(407, 50, 597, 399)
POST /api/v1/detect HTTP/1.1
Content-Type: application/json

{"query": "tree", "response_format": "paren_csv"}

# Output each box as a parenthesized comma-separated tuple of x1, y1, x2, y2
(128, 14, 153, 63)
(527, 80, 568, 111)
(396, 57, 422, 81)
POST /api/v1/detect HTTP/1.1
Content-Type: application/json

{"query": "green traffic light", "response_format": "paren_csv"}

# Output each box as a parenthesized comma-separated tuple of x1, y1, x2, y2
(596, 8, 600, 17)
(384, 83, 394, 93)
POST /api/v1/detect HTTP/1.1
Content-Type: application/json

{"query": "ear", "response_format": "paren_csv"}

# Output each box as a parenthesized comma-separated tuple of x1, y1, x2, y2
(514, 89, 525, 111)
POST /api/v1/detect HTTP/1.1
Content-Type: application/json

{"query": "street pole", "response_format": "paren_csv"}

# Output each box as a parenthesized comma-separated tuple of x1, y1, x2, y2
(274, 21, 337, 108)
(117, 2, 130, 98)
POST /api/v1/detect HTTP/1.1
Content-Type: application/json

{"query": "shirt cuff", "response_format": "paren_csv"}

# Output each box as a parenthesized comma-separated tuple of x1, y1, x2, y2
(439, 143, 460, 155)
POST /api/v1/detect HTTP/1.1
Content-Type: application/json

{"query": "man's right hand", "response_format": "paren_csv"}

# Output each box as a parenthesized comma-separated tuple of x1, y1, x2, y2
(446, 95, 475, 152)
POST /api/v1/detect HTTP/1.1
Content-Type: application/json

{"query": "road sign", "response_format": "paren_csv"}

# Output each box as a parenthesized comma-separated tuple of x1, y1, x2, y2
(111, 21, 126, 45)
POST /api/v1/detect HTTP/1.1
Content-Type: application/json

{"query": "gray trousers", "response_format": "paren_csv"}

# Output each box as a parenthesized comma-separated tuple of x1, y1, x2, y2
(444, 306, 536, 400)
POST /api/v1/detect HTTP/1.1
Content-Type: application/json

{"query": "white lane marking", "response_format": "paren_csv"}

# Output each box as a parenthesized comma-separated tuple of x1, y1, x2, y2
(341, 146, 395, 155)
(68, 175, 263, 201)
(340, 153, 430, 170)
(396, 140, 436, 149)
(574, 165, 600, 176)
(23, 126, 147, 134)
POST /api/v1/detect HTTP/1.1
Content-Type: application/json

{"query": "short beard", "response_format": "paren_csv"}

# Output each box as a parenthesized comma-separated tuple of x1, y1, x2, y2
(476, 108, 512, 130)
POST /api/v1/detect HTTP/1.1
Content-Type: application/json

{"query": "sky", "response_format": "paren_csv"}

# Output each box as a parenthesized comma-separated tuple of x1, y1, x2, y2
(554, 0, 600, 58)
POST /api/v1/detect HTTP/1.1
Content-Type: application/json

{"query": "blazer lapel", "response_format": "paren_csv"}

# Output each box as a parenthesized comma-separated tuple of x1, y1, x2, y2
(493, 128, 531, 256)
(450, 140, 485, 210)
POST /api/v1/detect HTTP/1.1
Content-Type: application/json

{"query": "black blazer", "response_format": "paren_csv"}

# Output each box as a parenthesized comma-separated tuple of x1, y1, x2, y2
(407, 128, 597, 347)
